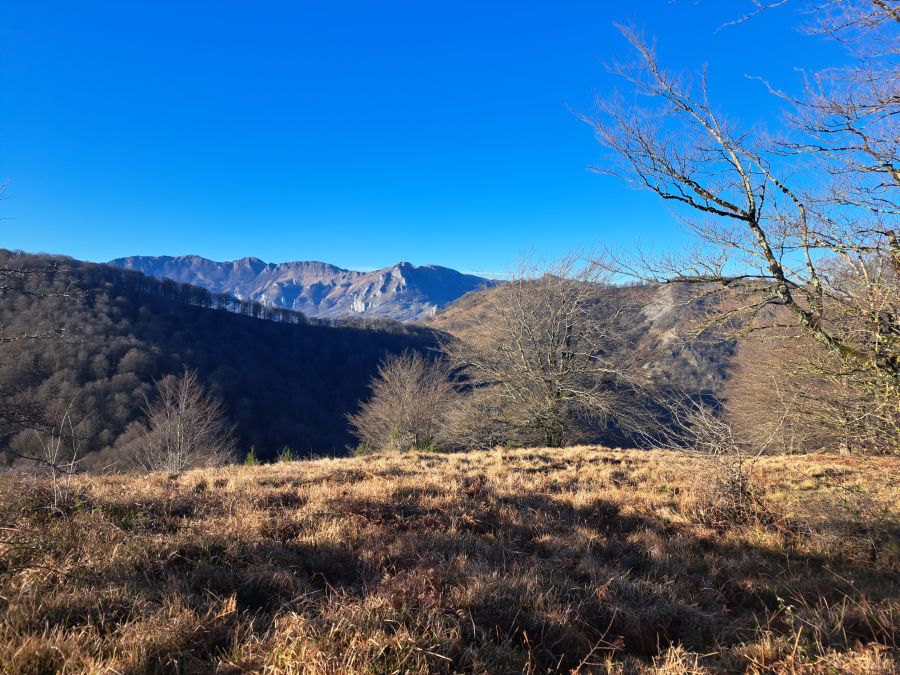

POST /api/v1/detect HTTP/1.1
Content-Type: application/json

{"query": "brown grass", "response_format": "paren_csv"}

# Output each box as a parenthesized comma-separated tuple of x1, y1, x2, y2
(1, 447, 898, 673)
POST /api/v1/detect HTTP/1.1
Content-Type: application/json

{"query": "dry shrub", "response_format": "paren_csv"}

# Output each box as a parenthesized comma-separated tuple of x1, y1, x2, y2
(648, 645, 709, 674)
(680, 455, 772, 531)
(664, 399, 774, 529)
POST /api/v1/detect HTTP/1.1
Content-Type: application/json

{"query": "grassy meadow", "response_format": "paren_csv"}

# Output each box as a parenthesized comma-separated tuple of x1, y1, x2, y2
(1, 447, 898, 673)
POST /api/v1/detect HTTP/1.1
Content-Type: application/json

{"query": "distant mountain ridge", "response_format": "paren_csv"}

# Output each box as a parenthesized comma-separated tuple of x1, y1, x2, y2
(109, 255, 495, 321)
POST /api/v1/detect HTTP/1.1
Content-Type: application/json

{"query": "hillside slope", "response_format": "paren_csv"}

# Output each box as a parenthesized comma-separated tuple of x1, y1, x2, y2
(430, 281, 736, 393)
(110, 255, 495, 321)
(1, 447, 897, 673)
(0, 252, 442, 465)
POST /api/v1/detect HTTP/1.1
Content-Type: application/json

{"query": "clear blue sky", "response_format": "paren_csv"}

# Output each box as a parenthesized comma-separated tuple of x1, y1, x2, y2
(1, 1, 842, 274)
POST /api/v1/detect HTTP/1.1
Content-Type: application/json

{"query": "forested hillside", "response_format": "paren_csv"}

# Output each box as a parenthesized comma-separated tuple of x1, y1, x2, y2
(429, 280, 737, 395)
(0, 251, 442, 468)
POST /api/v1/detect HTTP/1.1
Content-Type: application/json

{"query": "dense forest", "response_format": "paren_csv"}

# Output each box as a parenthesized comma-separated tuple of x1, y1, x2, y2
(0, 251, 442, 468)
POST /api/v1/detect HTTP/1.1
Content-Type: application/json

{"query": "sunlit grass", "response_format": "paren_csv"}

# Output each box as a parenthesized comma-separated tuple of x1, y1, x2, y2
(1, 447, 897, 673)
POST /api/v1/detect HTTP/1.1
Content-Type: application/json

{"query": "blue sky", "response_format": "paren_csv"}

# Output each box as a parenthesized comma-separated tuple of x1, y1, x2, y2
(0, 1, 844, 274)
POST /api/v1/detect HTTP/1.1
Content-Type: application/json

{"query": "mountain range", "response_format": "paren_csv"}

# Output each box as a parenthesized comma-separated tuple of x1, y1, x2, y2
(109, 255, 495, 321)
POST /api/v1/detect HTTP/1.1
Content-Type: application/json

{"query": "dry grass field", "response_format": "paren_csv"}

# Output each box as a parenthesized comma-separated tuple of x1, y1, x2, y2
(1, 447, 898, 673)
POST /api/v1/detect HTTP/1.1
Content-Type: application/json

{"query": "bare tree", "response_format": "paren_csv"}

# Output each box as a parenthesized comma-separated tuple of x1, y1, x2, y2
(348, 351, 458, 453)
(134, 369, 235, 474)
(583, 5, 898, 451)
(726, 326, 896, 454)
(31, 398, 83, 508)
(438, 386, 518, 452)
(443, 257, 653, 448)
(3, 395, 84, 508)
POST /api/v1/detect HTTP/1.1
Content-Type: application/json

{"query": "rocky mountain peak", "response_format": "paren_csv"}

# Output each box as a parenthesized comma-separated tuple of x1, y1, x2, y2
(108, 255, 495, 321)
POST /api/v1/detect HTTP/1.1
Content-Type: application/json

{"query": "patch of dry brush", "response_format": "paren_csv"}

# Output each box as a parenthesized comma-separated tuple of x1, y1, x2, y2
(1, 448, 898, 673)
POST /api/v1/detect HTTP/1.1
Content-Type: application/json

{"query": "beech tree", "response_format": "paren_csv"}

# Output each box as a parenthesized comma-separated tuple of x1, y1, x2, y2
(443, 258, 652, 448)
(584, 1, 898, 451)
(725, 331, 893, 454)
(134, 369, 235, 474)
(348, 351, 458, 453)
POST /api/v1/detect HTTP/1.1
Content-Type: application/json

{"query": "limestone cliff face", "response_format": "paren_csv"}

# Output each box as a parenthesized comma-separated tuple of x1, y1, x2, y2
(109, 255, 494, 321)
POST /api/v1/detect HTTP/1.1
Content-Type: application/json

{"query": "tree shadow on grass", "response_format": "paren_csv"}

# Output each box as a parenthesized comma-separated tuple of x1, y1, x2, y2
(6, 474, 898, 673)
(332, 480, 900, 669)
